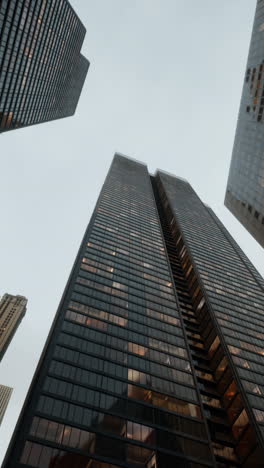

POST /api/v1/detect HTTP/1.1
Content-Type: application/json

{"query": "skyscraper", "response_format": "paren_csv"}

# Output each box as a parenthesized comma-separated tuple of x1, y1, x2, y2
(0, 294, 27, 361)
(0, 0, 89, 133)
(225, 0, 264, 247)
(3, 154, 264, 467)
(0, 385, 13, 426)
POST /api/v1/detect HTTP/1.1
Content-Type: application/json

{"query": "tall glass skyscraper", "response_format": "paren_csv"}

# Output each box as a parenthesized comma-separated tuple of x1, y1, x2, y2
(0, 0, 89, 133)
(3, 154, 264, 467)
(225, 0, 264, 247)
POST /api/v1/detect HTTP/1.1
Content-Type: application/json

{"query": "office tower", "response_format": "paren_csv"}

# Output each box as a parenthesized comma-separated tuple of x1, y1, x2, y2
(225, 0, 264, 247)
(0, 294, 27, 361)
(0, 0, 89, 133)
(3, 154, 264, 468)
(0, 385, 13, 426)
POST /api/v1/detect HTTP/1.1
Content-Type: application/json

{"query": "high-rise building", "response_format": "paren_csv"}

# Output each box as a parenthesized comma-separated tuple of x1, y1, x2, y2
(0, 385, 13, 426)
(0, 0, 89, 133)
(225, 0, 264, 247)
(0, 294, 27, 361)
(3, 154, 264, 467)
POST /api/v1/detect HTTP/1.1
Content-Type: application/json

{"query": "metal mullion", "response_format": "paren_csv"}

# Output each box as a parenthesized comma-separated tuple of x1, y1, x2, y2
(0, 0, 22, 127)
(1, 0, 31, 106)
(15, 0, 53, 124)
(1, 0, 37, 130)
(23, 0, 59, 124)
(62, 42, 85, 116)
(53, 24, 83, 118)
(29, 1, 70, 123)
(0, 0, 10, 40)
(10, 0, 41, 123)
(37, 5, 75, 122)
(23, 0, 63, 124)
(43, 14, 84, 120)
(8, 2, 40, 120)
(34, 2, 72, 122)
(0, 0, 18, 71)
(53, 339, 195, 397)
(14, 0, 50, 125)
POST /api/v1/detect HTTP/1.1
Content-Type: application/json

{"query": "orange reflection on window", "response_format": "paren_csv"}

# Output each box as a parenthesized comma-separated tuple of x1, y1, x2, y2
(232, 409, 249, 439)
(127, 421, 155, 444)
(85, 317, 107, 330)
(127, 384, 152, 403)
(215, 356, 228, 380)
(223, 380, 238, 407)
(128, 342, 148, 356)
(208, 336, 220, 359)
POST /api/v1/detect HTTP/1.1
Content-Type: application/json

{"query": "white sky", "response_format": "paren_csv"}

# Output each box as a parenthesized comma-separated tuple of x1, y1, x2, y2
(0, 0, 262, 463)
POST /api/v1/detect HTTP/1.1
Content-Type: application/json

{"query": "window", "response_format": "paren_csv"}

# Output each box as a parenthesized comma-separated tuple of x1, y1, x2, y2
(127, 421, 155, 444)
(232, 409, 249, 439)
(29, 417, 94, 451)
(20, 441, 121, 468)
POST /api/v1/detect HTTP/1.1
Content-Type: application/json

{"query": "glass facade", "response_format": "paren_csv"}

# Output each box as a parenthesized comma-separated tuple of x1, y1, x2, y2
(3, 154, 264, 467)
(225, 0, 264, 247)
(154, 170, 264, 466)
(0, 0, 89, 133)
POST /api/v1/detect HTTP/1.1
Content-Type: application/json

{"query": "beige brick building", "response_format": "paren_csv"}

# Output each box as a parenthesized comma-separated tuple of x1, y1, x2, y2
(0, 294, 27, 361)
(0, 385, 12, 426)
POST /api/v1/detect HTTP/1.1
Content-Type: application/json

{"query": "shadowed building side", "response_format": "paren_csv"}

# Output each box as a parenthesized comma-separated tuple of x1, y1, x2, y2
(225, 0, 264, 247)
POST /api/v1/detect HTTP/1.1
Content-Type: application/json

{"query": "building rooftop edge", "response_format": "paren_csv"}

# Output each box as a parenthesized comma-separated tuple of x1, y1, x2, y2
(0, 294, 27, 301)
(0, 385, 13, 391)
(114, 152, 147, 167)
(155, 168, 190, 184)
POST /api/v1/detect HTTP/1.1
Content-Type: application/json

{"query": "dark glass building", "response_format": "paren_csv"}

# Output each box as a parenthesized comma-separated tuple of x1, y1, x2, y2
(3, 154, 264, 467)
(0, 0, 89, 133)
(225, 0, 264, 247)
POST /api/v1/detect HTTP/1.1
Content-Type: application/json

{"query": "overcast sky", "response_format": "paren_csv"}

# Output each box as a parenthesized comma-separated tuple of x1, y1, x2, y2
(0, 0, 262, 463)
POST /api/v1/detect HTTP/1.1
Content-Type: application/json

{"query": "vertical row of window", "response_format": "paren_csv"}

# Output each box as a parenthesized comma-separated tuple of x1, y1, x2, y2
(155, 172, 260, 463)
(176, 213, 254, 458)
(245, 64, 264, 122)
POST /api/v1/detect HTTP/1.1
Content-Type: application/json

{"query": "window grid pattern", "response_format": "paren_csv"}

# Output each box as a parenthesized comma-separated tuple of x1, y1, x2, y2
(0, 293, 27, 361)
(151, 177, 248, 465)
(157, 170, 264, 464)
(225, 0, 264, 247)
(3, 155, 213, 468)
(0, 0, 89, 133)
(0, 385, 13, 426)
